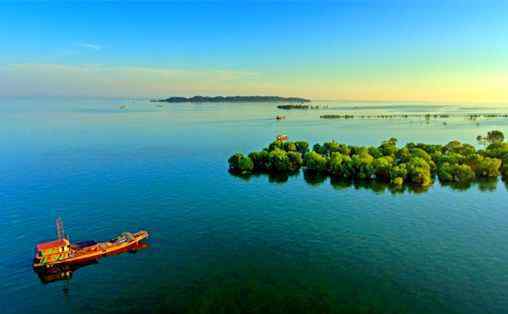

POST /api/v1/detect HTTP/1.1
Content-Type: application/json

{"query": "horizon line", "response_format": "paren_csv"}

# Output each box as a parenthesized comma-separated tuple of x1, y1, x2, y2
(1, 94, 507, 105)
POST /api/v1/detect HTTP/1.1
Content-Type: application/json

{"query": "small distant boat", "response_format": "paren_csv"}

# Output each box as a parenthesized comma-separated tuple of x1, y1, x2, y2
(33, 218, 149, 269)
(276, 134, 288, 141)
(119, 105, 128, 109)
(276, 115, 286, 120)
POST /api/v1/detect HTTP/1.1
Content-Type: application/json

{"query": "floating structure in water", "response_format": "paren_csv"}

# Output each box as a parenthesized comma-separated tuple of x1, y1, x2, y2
(276, 134, 288, 141)
(33, 218, 149, 270)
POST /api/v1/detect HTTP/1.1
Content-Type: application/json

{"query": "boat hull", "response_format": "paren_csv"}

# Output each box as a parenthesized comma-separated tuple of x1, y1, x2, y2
(33, 231, 148, 269)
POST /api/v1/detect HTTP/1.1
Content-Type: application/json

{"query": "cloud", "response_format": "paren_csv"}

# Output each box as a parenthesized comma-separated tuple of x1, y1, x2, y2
(75, 42, 102, 51)
(2, 63, 506, 102)
(0, 63, 263, 97)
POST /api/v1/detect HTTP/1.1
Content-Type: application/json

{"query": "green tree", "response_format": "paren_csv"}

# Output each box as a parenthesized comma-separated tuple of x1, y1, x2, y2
(379, 138, 398, 156)
(228, 153, 254, 174)
(438, 163, 475, 184)
(268, 140, 284, 151)
(487, 130, 505, 144)
(287, 151, 303, 172)
(294, 141, 310, 154)
(248, 151, 269, 171)
(473, 156, 501, 177)
(435, 152, 465, 166)
(328, 152, 352, 177)
(283, 142, 297, 152)
(407, 157, 432, 186)
(391, 176, 404, 187)
(351, 151, 374, 179)
(502, 157, 508, 177)
(396, 147, 411, 163)
(304, 151, 328, 172)
(268, 149, 291, 172)
(372, 156, 394, 181)
(485, 142, 508, 159)
(368, 146, 383, 159)
(443, 140, 475, 156)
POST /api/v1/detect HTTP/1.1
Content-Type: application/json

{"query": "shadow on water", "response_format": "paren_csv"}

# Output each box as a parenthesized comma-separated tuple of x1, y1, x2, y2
(230, 170, 435, 195)
(228, 170, 300, 184)
(34, 242, 149, 285)
(439, 177, 499, 192)
(230, 169, 506, 194)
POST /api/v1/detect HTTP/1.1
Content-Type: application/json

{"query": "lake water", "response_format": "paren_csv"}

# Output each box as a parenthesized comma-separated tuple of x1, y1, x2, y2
(1, 97, 508, 314)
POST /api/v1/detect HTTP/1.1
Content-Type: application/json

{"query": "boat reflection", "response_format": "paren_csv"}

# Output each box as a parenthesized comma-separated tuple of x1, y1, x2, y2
(35, 242, 149, 284)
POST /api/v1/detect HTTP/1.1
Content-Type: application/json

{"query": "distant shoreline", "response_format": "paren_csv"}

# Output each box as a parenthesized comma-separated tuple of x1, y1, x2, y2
(151, 96, 311, 103)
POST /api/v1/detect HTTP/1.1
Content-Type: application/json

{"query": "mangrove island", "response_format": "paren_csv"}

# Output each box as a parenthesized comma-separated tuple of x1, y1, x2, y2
(228, 130, 508, 190)
(152, 96, 311, 103)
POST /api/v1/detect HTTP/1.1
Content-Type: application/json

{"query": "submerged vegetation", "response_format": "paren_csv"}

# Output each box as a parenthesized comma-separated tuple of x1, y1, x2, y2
(228, 131, 508, 191)
(320, 113, 508, 119)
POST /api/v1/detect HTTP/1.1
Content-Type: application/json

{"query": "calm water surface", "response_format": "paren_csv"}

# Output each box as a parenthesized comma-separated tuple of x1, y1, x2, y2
(1, 97, 508, 314)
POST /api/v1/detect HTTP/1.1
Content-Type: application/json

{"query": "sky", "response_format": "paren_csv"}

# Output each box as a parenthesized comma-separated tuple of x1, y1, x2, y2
(1, 0, 507, 103)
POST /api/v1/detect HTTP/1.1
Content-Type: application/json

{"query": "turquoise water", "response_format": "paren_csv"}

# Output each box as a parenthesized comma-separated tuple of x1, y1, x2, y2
(1, 97, 508, 314)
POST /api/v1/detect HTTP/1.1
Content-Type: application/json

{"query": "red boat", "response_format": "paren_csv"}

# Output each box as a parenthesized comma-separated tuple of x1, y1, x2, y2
(276, 134, 288, 141)
(33, 218, 149, 269)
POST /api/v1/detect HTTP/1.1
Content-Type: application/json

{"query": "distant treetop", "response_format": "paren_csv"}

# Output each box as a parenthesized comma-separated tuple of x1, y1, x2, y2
(152, 96, 311, 103)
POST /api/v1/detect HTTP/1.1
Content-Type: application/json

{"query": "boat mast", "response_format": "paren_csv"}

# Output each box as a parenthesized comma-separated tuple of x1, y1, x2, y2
(56, 217, 66, 240)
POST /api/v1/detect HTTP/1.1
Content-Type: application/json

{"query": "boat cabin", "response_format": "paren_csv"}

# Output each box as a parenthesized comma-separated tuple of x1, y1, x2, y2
(34, 239, 71, 266)
(276, 135, 288, 142)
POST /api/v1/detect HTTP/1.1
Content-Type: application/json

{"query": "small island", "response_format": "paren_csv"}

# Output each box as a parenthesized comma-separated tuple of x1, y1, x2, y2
(152, 96, 311, 103)
(277, 104, 323, 110)
(228, 130, 508, 191)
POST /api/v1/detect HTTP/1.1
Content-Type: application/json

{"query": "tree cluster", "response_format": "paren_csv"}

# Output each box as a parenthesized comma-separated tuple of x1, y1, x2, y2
(228, 131, 508, 188)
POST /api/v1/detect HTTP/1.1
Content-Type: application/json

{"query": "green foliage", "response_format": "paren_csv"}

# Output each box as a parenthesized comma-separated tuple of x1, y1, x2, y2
(248, 151, 270, 171)
(391, 176, 404, 187)
(368, 146, 383, 158)
(487, 130, 505, 144)
(351, 151, 374, 179)
(443, 140, 463, 154)
(485, 142, 508, 159)
(228, 153, 254, 174)
(409, 148, 435, 171)
(406, 157, 432, 186)
(268, 149, 291, 173)
(470, 156, 501, 178)
(435, 152, 465, 166)
(313, 141, 350, 156)
(294, 141, 310, 154)
(438, 163, 475, 184)
(443, 140, 475, 156)
(268, 140, 284, 151)
(327, 152, 352, 178)
(304, 151, 328, 172)
(229, 131, 506, 189)
(283, 142, 297, 152)
(390, 163, 408, 180)
(396, 147, 411, 163)
(502, 157, 508, 177)
(378, 138, 397, 156)
(415, 143, 443, 155)
(372, 156, 394, 181)
(287, 151, 303, 172)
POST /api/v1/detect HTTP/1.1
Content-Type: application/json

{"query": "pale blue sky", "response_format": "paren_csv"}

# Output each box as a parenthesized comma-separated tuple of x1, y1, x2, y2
(1, 1, 507, 102)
